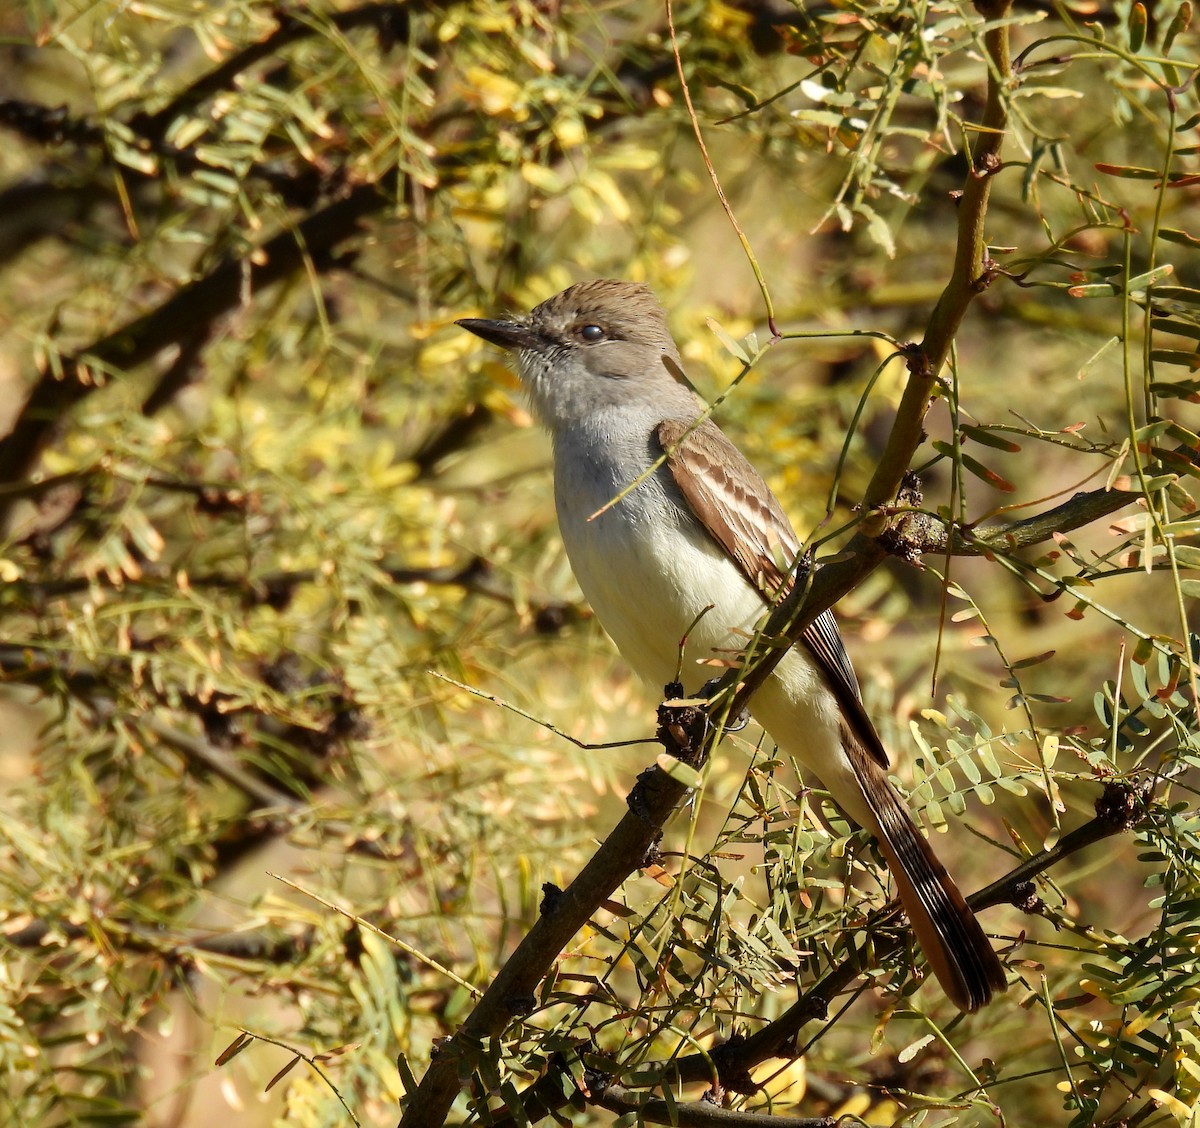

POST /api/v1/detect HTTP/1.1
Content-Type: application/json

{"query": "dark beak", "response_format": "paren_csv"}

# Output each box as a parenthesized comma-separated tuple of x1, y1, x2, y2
(455, 317, 540, 351)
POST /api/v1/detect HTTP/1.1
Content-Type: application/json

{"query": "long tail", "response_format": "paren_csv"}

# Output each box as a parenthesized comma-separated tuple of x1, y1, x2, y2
(847, 737, 1007, 1012)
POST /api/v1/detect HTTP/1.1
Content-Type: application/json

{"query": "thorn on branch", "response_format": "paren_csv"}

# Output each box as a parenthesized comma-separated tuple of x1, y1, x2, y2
(539, 882, 563, 916)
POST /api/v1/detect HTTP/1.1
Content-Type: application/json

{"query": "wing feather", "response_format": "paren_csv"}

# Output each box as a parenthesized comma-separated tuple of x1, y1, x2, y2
(655, 417, 889, 768)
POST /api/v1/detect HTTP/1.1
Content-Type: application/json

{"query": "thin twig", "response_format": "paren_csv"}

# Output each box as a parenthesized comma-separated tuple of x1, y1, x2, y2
(666, 0, 777, 333)
(268, 872, 482, 996)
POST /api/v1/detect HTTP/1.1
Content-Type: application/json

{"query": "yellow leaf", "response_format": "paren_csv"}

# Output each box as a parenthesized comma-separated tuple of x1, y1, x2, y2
(553, 115, 586, 149)
(521, 163, 564, 193)
(583, 169, 631, 222)
(461, 67, 527, 119)
(1148, 1088, 1198, 1124)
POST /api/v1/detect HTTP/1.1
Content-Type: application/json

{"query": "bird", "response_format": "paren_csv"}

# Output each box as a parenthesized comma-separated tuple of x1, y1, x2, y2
(457, 279, 1006, 1011)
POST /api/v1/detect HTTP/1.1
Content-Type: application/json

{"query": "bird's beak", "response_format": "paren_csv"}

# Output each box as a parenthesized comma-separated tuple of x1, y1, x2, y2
(456, 317, 540, 351)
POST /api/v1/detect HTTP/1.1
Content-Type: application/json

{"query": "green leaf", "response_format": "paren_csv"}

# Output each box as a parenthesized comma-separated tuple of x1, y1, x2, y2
(1094, 162, 1158, 178)
(858, 202, 896, 259)
(1163, 2, 1192, 54)
(1150, 378, 1200, 401)
(791, 108, 851, 129)
(705, 317, 750, 364)
(656, 753, 701, 787)
(1160, 227, 1200, 249)
(1150, 349, 1200, 369)
(960, 451, 1017, 492)
(1151, 317, 1200, 340)
(1128, 264, 1176, 290)
(1069, 282, 1126, 299)
(961, 424, 1021, 452)
(1128, 2, 1148, 50)
(1013, 650, 1056, 669)
(1150, 285, 1200, 303)
(1077, 335, 1121, 379)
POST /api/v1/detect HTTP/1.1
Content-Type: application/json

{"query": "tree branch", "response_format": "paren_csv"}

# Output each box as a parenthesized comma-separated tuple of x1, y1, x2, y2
(914, 485, 1141, 556)
(862, 2, 1013, 518)
(595, 1082, 833, 1128)
(396, 726, 703, 1127)
(0, 9, 665, 526)
(133, 3, 417, 145)
(4, 916, 316, 966)
(0, 179, 387, 515)
(3, 553, 582, 626)
(969, 780, 1150, 912)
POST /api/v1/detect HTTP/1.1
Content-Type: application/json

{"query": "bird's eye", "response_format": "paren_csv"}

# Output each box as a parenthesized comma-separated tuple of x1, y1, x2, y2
(579, 323, 606, 342)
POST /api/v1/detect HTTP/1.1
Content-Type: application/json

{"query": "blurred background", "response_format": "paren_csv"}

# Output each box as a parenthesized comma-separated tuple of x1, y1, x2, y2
(0, 2, 1198, 1125)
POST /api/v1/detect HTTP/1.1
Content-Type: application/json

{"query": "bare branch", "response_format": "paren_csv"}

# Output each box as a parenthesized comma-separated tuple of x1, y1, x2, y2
(595, 1082, 834, 1128)
(918, 486, 1141, 556)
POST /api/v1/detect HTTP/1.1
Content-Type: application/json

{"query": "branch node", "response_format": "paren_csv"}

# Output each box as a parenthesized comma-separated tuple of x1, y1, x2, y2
(975, 149, 1003, 178)
(506, 994, 536, 1018)
(655, 697, 710, 765)
(711, 1035, 760, 1095)
(640, 840, 665, 869)
(1095, 779, 1150, 833)
(627, 767, 673, 848)
(1010, 880, 1042, 914)
(875, 473, 930, 563)
(582, 1065, 614, 1099)
(901, 341, 932, 378)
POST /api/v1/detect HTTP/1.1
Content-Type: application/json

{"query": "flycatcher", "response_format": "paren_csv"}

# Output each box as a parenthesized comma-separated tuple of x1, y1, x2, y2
(458, 279, 1005, 1012)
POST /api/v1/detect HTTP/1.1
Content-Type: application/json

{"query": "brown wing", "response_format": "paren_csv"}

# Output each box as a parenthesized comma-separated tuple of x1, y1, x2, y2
(655, 417, 889, 768)
(655, 417, 797, 595)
